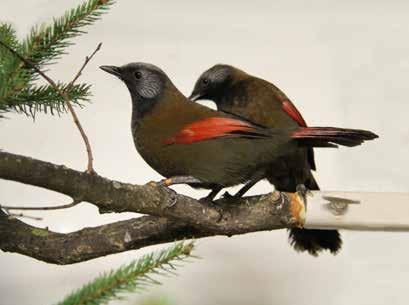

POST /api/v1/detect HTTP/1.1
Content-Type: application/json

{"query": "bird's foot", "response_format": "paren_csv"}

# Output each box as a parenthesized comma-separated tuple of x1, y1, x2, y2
(221, 191, 244, 205)
(294, 184, 312, 220)
(148, 176, 203, 187)
(296, 184, 313, 203)
(147, 178, 173, 187)
(198, 196, 214, 205)
(199, 187, 223, 203)
(222, 191, 234, 199)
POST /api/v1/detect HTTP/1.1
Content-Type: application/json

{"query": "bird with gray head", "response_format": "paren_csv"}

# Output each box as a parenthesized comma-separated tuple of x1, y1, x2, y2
(99, 62, 298, 200)
(100, 62, 377, 255)
(190, 63, 379, 256)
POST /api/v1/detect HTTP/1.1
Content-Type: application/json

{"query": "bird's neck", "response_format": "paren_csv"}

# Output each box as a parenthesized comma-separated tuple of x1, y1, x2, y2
(130, 87, 188, 136)
(130, 99, 144, 132)
(214, 80, 248, 111)
(130, 92, 165, 133)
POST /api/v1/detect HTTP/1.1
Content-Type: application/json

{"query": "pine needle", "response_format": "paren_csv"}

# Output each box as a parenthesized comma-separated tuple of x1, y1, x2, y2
(0, 0, 114, 118)
(55, 241, 196, 305)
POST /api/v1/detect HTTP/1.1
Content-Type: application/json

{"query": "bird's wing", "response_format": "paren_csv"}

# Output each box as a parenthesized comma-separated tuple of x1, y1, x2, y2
(281, 99, 307, 127)
(163, 117, 272, 145)
(268, 82, 315, 169)
(268, 82, 307, 127)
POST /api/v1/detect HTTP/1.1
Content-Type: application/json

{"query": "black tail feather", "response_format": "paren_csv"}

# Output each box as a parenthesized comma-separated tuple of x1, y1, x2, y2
(285, 172, 342, 256)
(293, 127, 378, 148)
(289, 228, 342, 256)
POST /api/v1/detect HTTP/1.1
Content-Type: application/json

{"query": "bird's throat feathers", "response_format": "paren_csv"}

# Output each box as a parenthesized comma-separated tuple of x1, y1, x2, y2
(130, 94, 157, 125)
(131, 83, 187, 132)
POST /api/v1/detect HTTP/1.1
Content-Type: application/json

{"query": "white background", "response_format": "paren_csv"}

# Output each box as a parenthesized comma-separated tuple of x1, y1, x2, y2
(1, 0, 408, 304)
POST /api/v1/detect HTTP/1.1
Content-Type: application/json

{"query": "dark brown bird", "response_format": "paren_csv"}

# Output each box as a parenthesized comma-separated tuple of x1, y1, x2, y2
(101, 62, 378, 255)
(189, 64, 378, 255)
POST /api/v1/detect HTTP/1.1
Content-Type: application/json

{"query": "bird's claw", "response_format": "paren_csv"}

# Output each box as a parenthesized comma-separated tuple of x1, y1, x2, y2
(160, 178, 173, 186)
(147, 178, 173, 187)
(221, 191, 244, 205)
(199, 196, 213, 204)
(296, 184, 312, 197)
(222, 191, 233, 199)
(166, 193, 177, 208)
(296, 184, 312, 207)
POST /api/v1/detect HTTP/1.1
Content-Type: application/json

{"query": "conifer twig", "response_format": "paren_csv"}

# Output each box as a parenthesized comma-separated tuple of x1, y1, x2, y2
(0, 199, 81, 211)
(55, 241, 195, 305)
(1, 0, 113, 117)
(66, 42, 102, 91)
(0, 40, 96, 173)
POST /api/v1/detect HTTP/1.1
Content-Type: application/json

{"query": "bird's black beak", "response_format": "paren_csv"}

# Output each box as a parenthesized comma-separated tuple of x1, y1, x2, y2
(100, 65, 122, 78)
(188, 92, 202, 102)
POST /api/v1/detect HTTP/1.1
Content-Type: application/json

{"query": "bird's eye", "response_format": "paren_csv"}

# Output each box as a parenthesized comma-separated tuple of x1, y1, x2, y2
(202, 78, 209, 86)
(134, 71, 142, 79)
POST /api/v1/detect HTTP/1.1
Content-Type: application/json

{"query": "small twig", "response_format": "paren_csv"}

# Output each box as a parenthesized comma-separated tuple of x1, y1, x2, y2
(0, 40, 98, 174)
(2, 208, 43, 221)
(0, 200, 81, 211)
(63, 43, 102, 174)
(66, 42, 102, 91)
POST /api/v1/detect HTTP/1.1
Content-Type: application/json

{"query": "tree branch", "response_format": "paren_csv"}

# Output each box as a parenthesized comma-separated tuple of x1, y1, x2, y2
(0, 199, 81, 211)
(0, 151, 304, 234)
(0, 150, 305, 264)
(1, 209, 43, 221)
(0, 210, 206, 264)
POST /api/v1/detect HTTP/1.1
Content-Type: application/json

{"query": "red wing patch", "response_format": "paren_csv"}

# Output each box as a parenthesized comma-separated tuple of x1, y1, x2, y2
(163, 117, 255, 145)
(282, 100, 307, 127)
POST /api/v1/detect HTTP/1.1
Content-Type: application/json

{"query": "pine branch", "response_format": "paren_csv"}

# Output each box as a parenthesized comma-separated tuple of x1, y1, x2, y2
(0, 23, 32, 115)
(0, 40, 98, 172)
(2, 83, 91, 116)
(21, 0, 114, 68)
(0, 0, 114, 118)
(55, 241, 195, 305)
(0, 23, 19, 58)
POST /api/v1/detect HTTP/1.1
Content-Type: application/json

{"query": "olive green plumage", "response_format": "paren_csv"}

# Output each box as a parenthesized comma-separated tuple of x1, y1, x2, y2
(189, 64, 343, 255)
(101, 63, 298, 191)
(101, 62, 377, 256)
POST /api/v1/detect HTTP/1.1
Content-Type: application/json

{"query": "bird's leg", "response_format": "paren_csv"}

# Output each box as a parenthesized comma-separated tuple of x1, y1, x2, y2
(200, 187, 223, 203)
(198, 186, 224, 222)
(224, 174, 264, 199)
(149, 175, 204, 187)
(234, 177, 262, 198)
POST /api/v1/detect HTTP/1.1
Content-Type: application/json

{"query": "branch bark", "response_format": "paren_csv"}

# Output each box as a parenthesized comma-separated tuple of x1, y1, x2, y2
(0, 150, 305, 264)
(0, 210, 207, 264)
